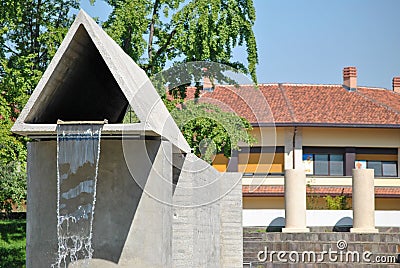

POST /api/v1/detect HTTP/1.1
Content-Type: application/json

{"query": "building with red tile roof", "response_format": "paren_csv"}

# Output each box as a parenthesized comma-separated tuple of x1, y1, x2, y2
(199, 83, 400, 127)
(170, 67, 400, 210)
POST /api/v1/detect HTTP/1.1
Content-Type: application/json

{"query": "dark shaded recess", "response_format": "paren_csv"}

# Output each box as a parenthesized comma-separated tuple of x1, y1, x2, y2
(25, 25, 129, 123)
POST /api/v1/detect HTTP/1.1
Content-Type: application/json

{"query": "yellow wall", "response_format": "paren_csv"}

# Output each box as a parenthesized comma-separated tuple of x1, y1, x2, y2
(303, 127, 400, 147)
(212, 154, 229, 172)
(251, 127, 285, 146)
(356, 154, 397, 161)
(250, 126, 400, 148)
(214, 152, 285, 173)
(243, 196, 284, 209)
(238, 152, 284, 173)
(375, 198, 400, 210)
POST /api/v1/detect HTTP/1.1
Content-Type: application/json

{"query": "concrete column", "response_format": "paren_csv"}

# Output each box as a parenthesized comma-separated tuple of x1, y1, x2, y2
(282, 169, 310, 233)
(350, 169, 378, 233)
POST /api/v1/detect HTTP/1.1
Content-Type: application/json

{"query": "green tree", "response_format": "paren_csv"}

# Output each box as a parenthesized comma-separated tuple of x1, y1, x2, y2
(171, 101, 255, 162)
(108, 0, 259, 159)
(0, 0, 79, 110)
(103, 0, 258, 81)
(0, 0, 81, 210)
(0, 162, 27, 214)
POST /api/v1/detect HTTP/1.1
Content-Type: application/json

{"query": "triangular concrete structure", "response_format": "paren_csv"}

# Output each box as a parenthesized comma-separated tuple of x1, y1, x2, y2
(12, 10, 190, 153)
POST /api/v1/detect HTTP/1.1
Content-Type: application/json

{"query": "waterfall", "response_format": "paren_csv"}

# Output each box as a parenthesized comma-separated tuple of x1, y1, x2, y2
(54, 123, 103, 268)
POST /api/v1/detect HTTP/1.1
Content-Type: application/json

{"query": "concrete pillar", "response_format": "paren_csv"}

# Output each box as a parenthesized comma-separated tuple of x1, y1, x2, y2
(282, 169, 310, 233)
(350, 169, 379, 233)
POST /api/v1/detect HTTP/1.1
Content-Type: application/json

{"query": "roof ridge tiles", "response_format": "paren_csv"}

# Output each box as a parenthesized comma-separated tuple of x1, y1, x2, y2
(216, 83, 389, 91)
(355, 90, 400, 115)
(278, 83, 297, 122)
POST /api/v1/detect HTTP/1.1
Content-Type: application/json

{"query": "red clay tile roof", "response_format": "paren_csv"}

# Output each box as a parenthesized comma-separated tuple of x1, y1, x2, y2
(357, 87, 400, 114)
(171, 84, 400, 127)
(242, 185, 400, 198)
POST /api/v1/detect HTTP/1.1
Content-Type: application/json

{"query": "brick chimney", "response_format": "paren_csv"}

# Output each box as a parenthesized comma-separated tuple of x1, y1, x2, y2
(202, 67, 213, 90)
(392, 77, 400, 93)
(203, 76, 212, 90)
(343, 66, 357, 90)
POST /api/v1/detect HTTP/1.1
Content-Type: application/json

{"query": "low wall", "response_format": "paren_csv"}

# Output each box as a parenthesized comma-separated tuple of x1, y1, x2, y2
(243, 209, 400, 227)
(243, 230, 400, 266)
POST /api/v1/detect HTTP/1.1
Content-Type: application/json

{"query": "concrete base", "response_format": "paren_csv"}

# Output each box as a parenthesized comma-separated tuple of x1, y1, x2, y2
(27, 139, 173, 268)
(69, 259, 119, 268)
(27, 140, 243, 268)
(282, 228, 310, 233)
(350, 228, 379, 233)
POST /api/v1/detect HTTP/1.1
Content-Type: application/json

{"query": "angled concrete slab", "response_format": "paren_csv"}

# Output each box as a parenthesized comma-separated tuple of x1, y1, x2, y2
(12, 10, 190, 153)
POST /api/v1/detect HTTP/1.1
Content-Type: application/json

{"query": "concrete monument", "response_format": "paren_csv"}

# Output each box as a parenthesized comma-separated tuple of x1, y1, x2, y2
(12, 10, 242, 268)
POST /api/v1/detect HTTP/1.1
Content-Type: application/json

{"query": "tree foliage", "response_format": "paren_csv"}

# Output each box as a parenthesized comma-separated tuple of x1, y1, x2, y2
(324, 189, 350, 210)
(171, 101, 255, 162)
(0, 0, 80, 210)
(0, 162, 26, 214)
(0, 0, 79, 109)
(103, 0, 258, 81)
(109, 0, 259, 159)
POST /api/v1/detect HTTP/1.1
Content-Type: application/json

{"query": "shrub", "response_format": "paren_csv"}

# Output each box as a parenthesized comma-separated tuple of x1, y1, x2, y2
(324, 188, 349, 210)
(0, 162, 27, 215)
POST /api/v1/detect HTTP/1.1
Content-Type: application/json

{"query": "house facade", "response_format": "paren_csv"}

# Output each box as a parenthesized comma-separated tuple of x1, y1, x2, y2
(200, 67, 400, 210)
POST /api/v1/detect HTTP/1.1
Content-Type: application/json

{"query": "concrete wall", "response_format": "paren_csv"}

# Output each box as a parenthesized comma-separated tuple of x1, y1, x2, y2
(302, 127, 400, 147)
(251, 127, 285, 146)
(172, 154, 243, 268)
(27, 139, 172, 268)
(27, 139, 243, 268)
(26, 142, 58, 267)
(243, 228, 400, 265)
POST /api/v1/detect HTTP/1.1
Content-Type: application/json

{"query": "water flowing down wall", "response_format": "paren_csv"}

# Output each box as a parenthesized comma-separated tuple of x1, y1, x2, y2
(55, 124, 103, 267)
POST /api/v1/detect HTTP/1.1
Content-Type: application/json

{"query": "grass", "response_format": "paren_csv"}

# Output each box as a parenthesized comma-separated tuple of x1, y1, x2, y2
(0, 219, 26, 268)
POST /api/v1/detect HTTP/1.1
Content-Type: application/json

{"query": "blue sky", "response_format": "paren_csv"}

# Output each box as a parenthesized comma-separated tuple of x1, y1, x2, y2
(78, 0, 400, 89)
